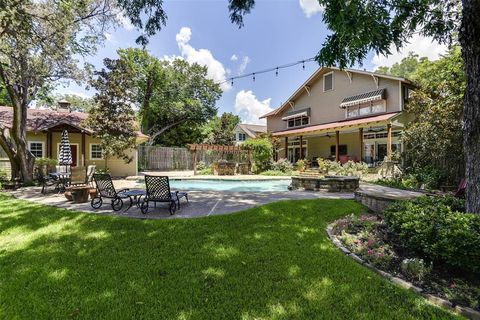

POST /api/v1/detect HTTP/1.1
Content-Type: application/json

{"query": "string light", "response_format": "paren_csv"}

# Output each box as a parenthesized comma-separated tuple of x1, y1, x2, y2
(220, 56, 316, 86)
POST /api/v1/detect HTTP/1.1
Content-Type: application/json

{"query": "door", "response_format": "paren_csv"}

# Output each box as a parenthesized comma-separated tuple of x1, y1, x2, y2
(70, 145, 78, 167)
(377, 143, 387, 162)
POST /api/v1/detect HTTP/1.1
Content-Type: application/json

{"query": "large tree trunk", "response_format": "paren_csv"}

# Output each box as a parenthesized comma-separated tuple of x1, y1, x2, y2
(460, 0, 480, 213)
(11, 100, 35, 183)
(0, 126, 20, 180)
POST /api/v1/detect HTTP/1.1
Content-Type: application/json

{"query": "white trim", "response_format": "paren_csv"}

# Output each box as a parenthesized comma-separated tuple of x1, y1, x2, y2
(89, 143, 103, 160)
(28, 140, 45, 158)
(56, 143, 80, 166)
(323, 71, 334, 92)
(282, 111, 308, 121)
(399, 80, 403, 111)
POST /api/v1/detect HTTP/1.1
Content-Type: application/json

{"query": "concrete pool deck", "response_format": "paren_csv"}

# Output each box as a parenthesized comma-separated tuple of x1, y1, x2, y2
(7, 178, 354, 219)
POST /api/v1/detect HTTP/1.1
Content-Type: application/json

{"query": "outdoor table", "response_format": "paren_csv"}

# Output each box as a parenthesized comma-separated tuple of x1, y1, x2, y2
(49, 172, 71, 192)
(120, 189, 146, 210)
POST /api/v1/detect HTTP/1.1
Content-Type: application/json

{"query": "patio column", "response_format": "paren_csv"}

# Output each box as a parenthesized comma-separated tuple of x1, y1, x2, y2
(46, 131, 53, 158)
(284, 136, 288, 159)
(335, 130, 340, 162)
(299, 135, 303, 159)
(359, 128, 363, 162)
(81, 131, 86, 166)
(387, 124, 392, 160)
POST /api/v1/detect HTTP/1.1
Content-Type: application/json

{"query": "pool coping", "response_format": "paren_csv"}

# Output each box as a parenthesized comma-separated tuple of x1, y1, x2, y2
(128, 175, 292, 181)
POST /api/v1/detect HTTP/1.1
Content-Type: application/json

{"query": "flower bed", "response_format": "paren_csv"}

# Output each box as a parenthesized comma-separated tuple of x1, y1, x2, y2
(329, 212, 480, 316)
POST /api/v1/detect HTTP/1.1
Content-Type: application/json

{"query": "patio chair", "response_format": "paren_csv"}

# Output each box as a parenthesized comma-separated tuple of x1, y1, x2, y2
(86, 165, 96, 187)
(36, 167, 62, 194)
(454, 179, 467, 198)
(140, 175, 188, 215)
(70, 166, 86, 186)
(91, 173, 131, 211)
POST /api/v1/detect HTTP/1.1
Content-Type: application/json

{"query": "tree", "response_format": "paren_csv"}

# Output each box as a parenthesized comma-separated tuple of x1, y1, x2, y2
(85, 58, 137, 170)
(242, 137, 273, 173)
(203, 113, 241, 145)
(117, 48, 222, 145)
(376, 52, 429, 79)
(222, 0, 480, 213)
(0, 0, 114, 182)
(0, 81, 12, 106)
(402, 48, 465, 186)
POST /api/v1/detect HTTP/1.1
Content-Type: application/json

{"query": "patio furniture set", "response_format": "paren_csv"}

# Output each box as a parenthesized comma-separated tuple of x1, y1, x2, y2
(91, 174, 188, 215)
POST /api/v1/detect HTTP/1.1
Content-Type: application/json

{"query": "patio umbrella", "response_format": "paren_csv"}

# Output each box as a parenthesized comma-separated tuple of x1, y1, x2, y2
(58, 129, 72, 171)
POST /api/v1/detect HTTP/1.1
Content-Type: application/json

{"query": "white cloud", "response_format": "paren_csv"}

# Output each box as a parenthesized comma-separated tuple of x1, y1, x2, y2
(238, 56, 251, 75)
(176, 27, 230, 91)
(371, 34, 448, 69)
(230, 54, 238, 61)
(115, 10, 135, 31)
(234, 90, 273, 124)
(104, 32, 116, 44)
(299, 0, 324, 18)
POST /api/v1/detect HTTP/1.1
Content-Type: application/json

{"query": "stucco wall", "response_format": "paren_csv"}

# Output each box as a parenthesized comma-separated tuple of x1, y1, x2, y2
(267, 68, 404, 132)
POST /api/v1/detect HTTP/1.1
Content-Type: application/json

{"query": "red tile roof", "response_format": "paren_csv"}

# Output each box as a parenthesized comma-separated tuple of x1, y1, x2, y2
(272, 112, 400, 136)
(0, 106, 149, 140)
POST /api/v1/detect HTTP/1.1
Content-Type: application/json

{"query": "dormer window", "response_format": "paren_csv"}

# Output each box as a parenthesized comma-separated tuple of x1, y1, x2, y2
(323, 72, 334, 92)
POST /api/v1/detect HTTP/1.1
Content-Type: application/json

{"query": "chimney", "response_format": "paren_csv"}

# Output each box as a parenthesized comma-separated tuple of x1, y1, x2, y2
(57, 99, 71, 112)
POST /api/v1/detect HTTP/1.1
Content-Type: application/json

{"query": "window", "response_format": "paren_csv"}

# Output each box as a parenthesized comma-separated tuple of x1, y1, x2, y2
(238, 133, 246, 141)
(287, 116, 309, 128)
(330, 145, 348, 156)
(323, 72, 334, 91)
(90, 144, 102, 160)
(346, 101, 386, 118)
(28, 142, 43, 158)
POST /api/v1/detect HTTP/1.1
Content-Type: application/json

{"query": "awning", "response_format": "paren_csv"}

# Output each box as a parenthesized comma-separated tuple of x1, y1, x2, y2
(272, 112, 400, 137)
(281, 108, 311, 121)
(340, 88, 385, 108)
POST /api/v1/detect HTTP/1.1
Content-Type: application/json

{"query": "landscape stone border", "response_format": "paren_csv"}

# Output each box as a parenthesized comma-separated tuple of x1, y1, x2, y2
(326, 222, 480, 320)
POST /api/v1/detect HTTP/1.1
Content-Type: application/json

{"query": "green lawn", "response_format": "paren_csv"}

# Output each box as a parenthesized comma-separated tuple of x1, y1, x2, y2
(0, 194, 460, 319)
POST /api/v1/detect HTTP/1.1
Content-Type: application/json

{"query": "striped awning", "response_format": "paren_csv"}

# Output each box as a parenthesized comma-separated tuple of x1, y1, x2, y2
(281, 108, 311, 121)
(340, 89, 385, 108)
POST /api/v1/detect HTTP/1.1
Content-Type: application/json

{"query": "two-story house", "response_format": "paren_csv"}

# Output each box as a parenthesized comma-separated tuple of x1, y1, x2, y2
(260, 67, 414, 166)
(234, 123, 267, 145)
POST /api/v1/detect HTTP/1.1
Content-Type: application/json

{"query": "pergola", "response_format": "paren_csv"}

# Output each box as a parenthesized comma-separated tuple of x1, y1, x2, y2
(187, 144, 250, 175)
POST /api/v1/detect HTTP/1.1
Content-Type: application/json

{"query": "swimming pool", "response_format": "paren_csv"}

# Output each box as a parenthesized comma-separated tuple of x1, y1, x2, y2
(140, 179, 292, 192)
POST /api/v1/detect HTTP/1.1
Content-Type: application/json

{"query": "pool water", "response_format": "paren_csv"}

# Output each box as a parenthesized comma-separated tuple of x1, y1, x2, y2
(141, 179, 291, 192)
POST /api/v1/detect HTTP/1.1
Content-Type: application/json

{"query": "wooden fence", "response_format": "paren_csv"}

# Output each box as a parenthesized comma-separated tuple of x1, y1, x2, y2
(138, 146, 246, 171)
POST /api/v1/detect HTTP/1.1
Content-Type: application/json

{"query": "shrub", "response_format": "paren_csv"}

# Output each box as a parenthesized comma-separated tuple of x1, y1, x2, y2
(260, 170, 291, 176)
(336, 161, 369, 177)
(271, 159, 293, 173)
(242, 138, 273, 173)
(196, 161, 208, 171)
(295, 159, 306, 171)
(401, 258, 432, 282)
(412, 166, 448, 189)
(383, 196, 480, 274)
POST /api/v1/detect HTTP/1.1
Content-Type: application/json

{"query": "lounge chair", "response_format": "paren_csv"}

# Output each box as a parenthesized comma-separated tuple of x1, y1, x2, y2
(140, 175, 188, 215)
(91, 173, 131, 211)
(454, 179, 467, 198)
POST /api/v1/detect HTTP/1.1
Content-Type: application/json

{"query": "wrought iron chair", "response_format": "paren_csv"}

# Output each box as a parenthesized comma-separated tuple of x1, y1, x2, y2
(91, 173, 130, 211)
(140, 175, 188, 215)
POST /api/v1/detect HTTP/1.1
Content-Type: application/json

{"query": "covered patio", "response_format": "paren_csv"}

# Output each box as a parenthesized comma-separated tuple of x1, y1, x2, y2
(273, 112, 405, 166)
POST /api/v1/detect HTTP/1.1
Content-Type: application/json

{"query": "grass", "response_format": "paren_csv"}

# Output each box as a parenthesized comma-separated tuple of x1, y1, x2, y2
(0, 193, 461, 319)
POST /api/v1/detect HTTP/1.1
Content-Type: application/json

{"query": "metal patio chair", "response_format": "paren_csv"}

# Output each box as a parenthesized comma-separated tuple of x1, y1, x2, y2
(140, 175, 188, 215)
(91, 173, 131, 211)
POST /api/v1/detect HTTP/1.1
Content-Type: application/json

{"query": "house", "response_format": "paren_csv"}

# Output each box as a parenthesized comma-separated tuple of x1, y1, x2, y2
(260, 67, 414, 165)
(0, 103, 149, 177)
(234, 123, 267, 145)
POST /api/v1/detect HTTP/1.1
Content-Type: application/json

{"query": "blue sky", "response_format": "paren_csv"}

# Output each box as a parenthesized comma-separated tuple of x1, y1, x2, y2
(59, 0, 447, 124)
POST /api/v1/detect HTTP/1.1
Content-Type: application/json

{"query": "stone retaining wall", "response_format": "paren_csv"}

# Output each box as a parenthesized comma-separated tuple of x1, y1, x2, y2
(290, 175, 359, 192)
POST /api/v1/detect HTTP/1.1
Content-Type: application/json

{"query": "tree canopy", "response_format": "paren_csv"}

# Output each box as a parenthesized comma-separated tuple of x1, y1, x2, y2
(117, 48, 222, 145)
(202, 113, 241, 146)
(85, 58, 137, 169)
(376, 52, 429, 79)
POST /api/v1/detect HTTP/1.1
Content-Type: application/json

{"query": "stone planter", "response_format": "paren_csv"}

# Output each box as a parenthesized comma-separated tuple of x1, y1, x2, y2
(290, 175, 359, 192)
(213, 162, 236, 175)
(70, 186, 90, 203)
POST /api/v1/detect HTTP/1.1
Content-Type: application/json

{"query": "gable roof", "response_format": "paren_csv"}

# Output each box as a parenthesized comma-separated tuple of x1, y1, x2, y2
(260, 67, 412, 119)
(237, 123, 267, 138)
(0, 106, 149, 140)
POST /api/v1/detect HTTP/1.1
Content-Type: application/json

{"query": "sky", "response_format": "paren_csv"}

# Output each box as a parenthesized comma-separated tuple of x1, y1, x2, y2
(58, 0, 448, 124)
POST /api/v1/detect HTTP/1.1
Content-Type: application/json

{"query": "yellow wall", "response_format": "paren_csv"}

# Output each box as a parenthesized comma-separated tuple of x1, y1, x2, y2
(0, 132, 138, 177)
